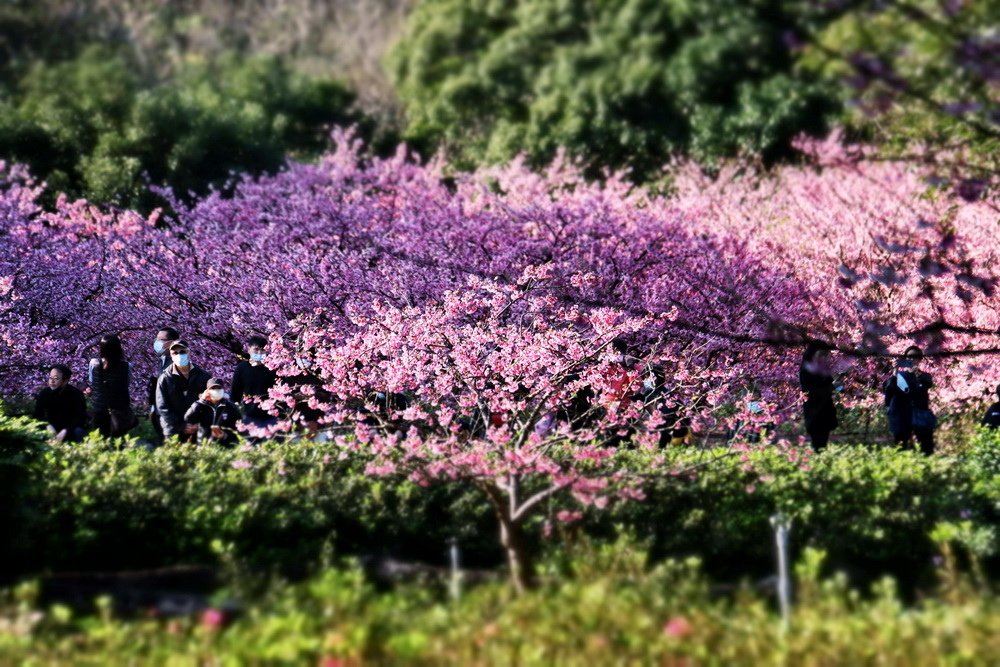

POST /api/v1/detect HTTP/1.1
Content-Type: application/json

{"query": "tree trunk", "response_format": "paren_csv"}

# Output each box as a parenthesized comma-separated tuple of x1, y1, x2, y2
(499, 515, 535, 594)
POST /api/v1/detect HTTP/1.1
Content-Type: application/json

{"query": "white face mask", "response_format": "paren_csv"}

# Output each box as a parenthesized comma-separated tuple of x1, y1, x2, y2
(209, 388, 224, 401)
(643, 378, 655, 392)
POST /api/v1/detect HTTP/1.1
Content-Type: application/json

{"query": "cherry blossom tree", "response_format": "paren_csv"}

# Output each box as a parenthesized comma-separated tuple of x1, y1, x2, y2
(3, 129, 999, 587)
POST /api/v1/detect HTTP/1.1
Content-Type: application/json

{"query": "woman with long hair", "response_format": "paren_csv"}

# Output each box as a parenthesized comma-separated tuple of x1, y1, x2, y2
(89, 334, 136, 438)
(800, 342, 839, 451)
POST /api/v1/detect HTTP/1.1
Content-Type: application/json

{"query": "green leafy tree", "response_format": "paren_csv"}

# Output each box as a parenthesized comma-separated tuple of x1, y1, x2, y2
(390, 0, 845, 179)
(801, 0, 1000, 181)
(0, 47, 362, 211)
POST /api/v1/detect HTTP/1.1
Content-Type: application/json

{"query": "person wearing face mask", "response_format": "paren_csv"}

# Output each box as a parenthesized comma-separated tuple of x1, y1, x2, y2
(184, 377, 241, 446)
(33, 364, 88, 443)
(800, 342, 839, 452)
(155, 340, 211, 443)
(883, 345, 936, 454)
(231, 335, 277, 432)
(147, 327, 180, 446)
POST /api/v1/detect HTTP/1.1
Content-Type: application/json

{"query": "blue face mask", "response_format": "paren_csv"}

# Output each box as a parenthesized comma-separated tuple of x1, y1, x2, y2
(898, 359, 915, 369)
(154, 339, 166, 354)
(173, 353, 190, 367)
(250, 353, 265, 363)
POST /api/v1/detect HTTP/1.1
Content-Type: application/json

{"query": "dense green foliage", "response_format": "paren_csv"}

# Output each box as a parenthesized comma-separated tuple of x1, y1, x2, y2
(3, 414, 999, 594)
(3, 541, 1000, 664)
(389, 0, 845, 179)
(803, 0, 1000, 179)
(0, 47, 363, 211)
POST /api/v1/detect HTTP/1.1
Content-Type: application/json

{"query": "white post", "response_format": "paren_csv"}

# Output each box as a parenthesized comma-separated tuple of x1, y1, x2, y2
(769, 513, 793, 628)
(448, 537, 462, 601)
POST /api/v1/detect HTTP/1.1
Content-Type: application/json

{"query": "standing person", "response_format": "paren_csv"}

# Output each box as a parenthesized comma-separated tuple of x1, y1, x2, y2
(89, 334, 136, 438)
(231, 335, 277, 432)
(883, 345, 936, 454)
(800, 342, 839, 451)
(981, 384, 1000, 429)
(286, 357, 331, 440)
(33, 364, 88, 443)
(184, 377, 241, 446)
(155, 340, 211, 443)
(147, 327, 180, 446)
(636, 365, 691, 447)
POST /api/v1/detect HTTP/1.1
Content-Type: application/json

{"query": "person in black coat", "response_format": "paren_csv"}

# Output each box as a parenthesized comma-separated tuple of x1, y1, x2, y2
(981, 384, 1000, 429)
(156, 340, 211, 443)
(184, 377, 241, 446)
(231, 335, 277, 429)
(33, 364, 88, 443)
(88, 334, 135, 438)
(147, 326, 180, 446)
(800, 342, 839, 451)
(635, 365, 691, 446)
(883, 345, 936, 454)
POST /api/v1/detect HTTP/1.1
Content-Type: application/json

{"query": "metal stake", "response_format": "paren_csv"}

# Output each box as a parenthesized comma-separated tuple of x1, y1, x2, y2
(770, 513, 793, 628)
(448, 537, 462, 601)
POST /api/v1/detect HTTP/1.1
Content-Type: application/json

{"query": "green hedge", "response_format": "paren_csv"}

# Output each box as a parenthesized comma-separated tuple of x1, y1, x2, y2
(3, 414, 999, 593)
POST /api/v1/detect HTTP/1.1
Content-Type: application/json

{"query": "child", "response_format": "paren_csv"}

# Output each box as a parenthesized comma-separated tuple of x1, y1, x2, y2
(184, 377, 241, 446)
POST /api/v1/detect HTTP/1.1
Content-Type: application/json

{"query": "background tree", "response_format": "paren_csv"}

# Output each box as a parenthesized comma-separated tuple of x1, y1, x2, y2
(389, 0, 847, 179)
(800, 0, 1000, 183)
(0, 48, 362, 211)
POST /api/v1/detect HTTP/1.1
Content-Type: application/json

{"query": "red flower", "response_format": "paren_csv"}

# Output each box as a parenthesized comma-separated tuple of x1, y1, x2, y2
(201, 607, 225, 630)
(663, 616, 693, 639)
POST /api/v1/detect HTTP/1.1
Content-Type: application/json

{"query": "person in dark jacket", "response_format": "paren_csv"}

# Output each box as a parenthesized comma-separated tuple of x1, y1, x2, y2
(156, 340, 211, 443)
(286, 357, 331, 440)
(800, 342, 839, 451)
(184, 377, 241, 446)
(33, 364, 88, 443)
(88, 334, 135, 438)
(883, 345, 936, 454)
(636, 365, 691, 447)
(147, 326, 180, 446)
(231, 335, 277, 430)
(981, 384, 1000, 429)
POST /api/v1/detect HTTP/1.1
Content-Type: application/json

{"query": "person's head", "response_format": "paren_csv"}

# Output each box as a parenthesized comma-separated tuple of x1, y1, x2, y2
(47, 364, 72, 390)
(154, 327, 180, 355)
(803, 341, 832, 363)
(247, 335, 267, 362)
(643, 364, 666, 391)
(899, 345, 923, 370)
(99, 335, 125, 366)
(608, 338, 629, 364)
(206, 377, 225, 403)
(169, 340, 191, 369)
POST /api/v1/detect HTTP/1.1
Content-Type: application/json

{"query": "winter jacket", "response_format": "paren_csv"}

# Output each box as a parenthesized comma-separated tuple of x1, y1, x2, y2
(33, 384, 88, 433)
(231, 361, 276, 420)
(184, 398, 241, 446)
(982, 401, 1000, 429)
(800, 365, 839, 433)
(147, 354, 173, 408)
(88, 359, 132, 413)
(883, 370, 934, 434)
(155, 364, 211, 438)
